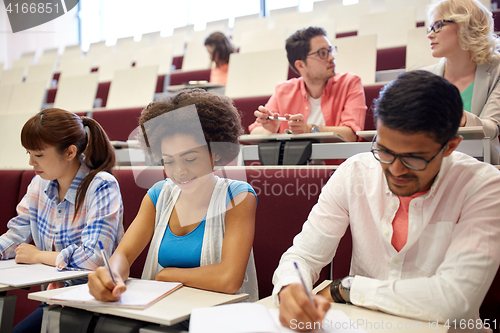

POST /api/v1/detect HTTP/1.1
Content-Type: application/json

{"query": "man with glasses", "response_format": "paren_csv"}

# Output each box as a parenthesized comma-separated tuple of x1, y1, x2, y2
(248, 26, 367, 141)
(273, 70, 500, 331)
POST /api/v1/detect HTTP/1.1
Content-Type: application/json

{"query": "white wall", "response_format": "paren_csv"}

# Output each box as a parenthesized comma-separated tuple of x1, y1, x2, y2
(0, 4, 79, 68)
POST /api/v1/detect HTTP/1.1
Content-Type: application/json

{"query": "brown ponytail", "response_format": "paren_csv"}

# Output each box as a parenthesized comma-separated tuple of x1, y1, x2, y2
(21, 108, 116, 220)
(75, 116, 115, 217)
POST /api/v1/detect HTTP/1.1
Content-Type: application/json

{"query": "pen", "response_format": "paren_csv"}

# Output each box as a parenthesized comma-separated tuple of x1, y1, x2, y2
(98, 240, 117, 285)
(294, 262, 316, 308)
(268, 116, 289, 121)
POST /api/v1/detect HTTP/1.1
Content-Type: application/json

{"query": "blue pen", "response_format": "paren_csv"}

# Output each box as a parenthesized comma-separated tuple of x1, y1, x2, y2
(294, 262, 316, 308)
(98, 240, 117, 285)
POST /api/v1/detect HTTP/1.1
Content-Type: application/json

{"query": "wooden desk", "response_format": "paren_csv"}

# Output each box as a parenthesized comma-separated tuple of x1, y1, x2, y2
(0, 260, 90, 333)
(29, 285, 248, 327)
(256, 280, 448, 333)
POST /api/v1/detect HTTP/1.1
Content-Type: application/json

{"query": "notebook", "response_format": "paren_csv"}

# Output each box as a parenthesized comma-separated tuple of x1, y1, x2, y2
(0, 260, 90, 287)
(50, 279, 182, 309)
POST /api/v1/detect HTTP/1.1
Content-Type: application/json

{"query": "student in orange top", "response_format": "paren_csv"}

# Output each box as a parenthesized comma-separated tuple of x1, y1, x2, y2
(205, 32, 235, 85)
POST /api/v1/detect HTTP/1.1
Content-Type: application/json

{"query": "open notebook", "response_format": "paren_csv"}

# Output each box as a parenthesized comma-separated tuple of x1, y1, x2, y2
(50, 279, 182, 309)
(189, 303, 368, 333)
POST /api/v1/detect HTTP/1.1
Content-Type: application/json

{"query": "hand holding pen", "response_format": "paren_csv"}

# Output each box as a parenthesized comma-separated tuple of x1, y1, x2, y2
(87, 241, 126, 302)
(253, 106, 281, 133)
(277, 262, 330, 331)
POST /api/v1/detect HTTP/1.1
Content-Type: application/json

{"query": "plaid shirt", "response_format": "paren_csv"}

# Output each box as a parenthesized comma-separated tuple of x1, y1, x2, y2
(0, 163, 124, 271)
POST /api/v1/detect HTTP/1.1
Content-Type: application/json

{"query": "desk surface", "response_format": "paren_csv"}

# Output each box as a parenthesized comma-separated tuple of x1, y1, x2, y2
(0, 260, 90, 292)
(357, 126, 485, 141)
(256, 281, 448, 333)
(239, 132, 348, 144)
(167, 82, 224, 91)
(29, 285, 248, 326)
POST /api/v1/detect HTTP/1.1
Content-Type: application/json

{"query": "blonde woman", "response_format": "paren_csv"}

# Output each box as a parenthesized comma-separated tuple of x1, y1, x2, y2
(424, 0, 500, 163)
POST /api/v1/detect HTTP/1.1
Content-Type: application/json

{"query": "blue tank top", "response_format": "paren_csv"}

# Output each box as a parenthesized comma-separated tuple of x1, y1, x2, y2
(148, 179, 256, 269)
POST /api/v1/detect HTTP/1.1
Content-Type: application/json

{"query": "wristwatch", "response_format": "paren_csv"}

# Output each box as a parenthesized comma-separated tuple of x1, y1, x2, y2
(310, 125, 320, 133)
(330, 276, 354, 304)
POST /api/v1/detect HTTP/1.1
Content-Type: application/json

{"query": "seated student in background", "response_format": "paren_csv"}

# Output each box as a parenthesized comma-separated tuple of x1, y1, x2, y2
(249, 26, 367, 141)
(88, 89, 258, 306)
(204, 32, 235, 85)
(0, 108, 124, 333)
(424, 0, 500, 163)
(273, 71, 500, 331)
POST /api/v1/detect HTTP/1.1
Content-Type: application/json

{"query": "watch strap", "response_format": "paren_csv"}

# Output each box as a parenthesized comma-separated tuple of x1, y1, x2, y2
(330, 278, 346, 303)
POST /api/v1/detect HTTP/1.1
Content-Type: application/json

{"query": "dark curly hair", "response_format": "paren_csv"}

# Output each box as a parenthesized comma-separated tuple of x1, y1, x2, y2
(138, 89, 244, 165)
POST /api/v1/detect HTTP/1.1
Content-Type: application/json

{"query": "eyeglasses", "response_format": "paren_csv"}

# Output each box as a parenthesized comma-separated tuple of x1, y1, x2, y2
(370, 135, 448, 171)
(427, 19, 455, 34)
(305, 46, 338, 59)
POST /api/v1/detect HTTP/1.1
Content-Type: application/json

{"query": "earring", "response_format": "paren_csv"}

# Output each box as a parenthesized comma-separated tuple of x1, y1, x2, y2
(214, 155, 221, 162)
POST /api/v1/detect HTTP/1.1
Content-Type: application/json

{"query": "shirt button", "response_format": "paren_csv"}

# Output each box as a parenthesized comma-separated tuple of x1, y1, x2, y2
(360, 297, 365, 304)
(398, 307, 403, 312)
(58, 210, 62, 214)
(390, 203, 396, 209)
(55, 232, 58, 235)
(384, 230, 390, 236)
(393, 259, 399, 264)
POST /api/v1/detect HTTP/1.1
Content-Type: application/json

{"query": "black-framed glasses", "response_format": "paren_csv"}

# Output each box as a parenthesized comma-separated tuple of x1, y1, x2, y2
(370, 135, 448, 171)
(427, 19, 455, 34)
(305, 46, 338, 59)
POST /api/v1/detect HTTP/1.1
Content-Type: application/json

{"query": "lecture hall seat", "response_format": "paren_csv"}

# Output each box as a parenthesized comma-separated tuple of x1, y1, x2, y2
(0, 170, 24, 235)
(92, 107, 143, 142)
(169, 69, 211, 86)
(232, 95, 272, 134)
(376, 47, 406, 71)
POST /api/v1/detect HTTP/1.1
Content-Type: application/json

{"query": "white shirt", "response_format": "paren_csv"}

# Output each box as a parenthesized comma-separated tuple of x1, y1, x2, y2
(272, 152, 500, 325)
(306, 94, 325, 126)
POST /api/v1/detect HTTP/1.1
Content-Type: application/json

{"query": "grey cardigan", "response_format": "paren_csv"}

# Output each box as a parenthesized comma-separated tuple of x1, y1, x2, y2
(422, 56, 500, 164)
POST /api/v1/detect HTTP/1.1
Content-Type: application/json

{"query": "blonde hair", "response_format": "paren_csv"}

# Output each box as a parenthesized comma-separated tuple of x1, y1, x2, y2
(428, 0, 500, 65)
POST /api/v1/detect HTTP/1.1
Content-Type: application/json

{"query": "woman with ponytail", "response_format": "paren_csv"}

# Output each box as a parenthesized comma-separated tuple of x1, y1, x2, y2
(0, 108, 124, 333)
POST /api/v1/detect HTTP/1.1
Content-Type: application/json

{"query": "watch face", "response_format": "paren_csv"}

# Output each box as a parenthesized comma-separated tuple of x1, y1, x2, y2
(341, 276, 354, 289)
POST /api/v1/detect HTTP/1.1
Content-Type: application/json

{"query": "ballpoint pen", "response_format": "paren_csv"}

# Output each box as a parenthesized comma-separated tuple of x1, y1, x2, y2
(98, 240, 117, 285)
(268, 116, 289, 121)
(294, 261, 315, 308)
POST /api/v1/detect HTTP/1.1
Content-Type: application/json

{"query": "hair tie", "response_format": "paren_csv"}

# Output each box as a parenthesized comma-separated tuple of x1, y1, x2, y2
(84, 125, 90, 144)
(39, 110, 45, 124)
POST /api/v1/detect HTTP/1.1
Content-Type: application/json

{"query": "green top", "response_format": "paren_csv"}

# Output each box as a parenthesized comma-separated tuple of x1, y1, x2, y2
(460, 82, 474, 113)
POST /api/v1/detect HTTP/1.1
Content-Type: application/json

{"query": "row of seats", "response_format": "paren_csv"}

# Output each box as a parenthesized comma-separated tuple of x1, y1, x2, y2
(3, 4, 498, 87)
(0, 48, 388, 116)
(1, 166, 498, 326)
(0, 82, 382, 170)
(5, 7, 497, 113)
(0, 28, 429, 98)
